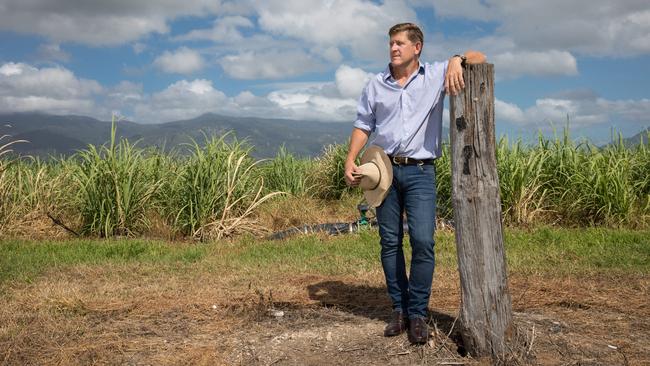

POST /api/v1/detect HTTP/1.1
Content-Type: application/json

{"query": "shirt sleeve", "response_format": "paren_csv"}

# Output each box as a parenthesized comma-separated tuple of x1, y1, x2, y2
(440, 60, 449, 90)
(431, 60, 449, 101)
(352, 83, 375, 133)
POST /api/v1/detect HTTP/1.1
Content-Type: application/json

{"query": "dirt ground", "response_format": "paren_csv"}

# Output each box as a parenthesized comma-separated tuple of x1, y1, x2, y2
(0, 265, 648, 365)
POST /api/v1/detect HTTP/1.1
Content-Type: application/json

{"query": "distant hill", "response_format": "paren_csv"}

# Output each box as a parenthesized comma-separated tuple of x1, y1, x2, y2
(622, 127, 649, 147)
(0, 112, 355, 158)
(0, 112, 457, 159)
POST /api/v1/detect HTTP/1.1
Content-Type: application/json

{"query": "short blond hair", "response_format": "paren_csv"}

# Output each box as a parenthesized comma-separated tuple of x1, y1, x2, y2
(388, 23, 424, 48)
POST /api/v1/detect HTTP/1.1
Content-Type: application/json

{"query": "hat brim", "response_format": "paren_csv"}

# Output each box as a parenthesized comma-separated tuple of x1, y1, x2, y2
(360, 145, 393, 208)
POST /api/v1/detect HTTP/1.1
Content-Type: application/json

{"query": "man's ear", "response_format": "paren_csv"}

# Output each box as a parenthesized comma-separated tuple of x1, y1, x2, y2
(415, 42, 422, 56)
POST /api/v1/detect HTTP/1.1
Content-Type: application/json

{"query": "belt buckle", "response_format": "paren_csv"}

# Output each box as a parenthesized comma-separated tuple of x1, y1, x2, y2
(417, 159, 424, 166)
(392, 156, 400, 165)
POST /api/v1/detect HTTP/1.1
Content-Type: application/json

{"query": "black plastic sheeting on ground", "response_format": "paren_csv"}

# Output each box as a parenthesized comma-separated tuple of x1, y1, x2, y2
(267, 220, 379, 240)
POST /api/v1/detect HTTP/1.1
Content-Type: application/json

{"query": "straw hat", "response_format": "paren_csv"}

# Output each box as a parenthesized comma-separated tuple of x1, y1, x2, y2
(356, 145, 393, 208)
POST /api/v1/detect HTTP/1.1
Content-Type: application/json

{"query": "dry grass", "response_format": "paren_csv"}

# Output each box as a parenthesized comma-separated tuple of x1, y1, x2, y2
(0, 185, 364, 242)
(1, 257, 648, 365)
(253, 195, 362, 232)
(1, 211, 75, 240)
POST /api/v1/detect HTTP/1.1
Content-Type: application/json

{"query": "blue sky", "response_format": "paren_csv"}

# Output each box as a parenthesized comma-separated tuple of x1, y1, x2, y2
(0, 0, 649, 144)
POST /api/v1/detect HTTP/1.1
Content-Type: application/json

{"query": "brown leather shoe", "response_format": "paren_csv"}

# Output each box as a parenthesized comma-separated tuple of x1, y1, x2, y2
(384, 311, 408, 337)
(408, 317, 429, 344)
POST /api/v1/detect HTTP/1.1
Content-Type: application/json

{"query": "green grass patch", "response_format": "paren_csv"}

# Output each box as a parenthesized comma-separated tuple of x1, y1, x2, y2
(209, 227, 649, 276)
(0, 239, 207, 286)
(1, 227, 648, 288)
(503, 227, 650, 274)
(212, 229, 383, 275)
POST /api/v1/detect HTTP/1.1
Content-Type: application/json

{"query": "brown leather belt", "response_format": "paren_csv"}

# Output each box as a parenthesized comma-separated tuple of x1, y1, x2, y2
(388, 156, 434, 165)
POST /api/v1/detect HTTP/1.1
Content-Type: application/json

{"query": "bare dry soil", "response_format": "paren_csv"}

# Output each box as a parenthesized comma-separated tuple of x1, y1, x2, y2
(1, 264, 648, 365)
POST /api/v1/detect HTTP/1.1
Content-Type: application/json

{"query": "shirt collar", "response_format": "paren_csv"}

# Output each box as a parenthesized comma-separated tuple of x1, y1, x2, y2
(383, 61, 425, 82)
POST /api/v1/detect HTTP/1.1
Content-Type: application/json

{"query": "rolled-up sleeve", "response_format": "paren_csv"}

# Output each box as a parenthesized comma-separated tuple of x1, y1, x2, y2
(352, 84, 375, 133)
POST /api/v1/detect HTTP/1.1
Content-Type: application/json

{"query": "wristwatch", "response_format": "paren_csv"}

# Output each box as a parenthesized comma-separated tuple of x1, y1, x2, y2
(453, 54, 467, 68)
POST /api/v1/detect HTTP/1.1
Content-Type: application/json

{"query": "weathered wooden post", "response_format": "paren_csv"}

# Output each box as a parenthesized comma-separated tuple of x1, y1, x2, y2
(449, 63, 514, 359)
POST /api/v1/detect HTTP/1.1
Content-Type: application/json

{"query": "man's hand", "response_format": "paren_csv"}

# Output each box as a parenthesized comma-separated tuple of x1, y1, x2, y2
(344, 160, 362, 187)
(445, 56, 464, 96)
(344, 128, 370, 187)
(444, 51, 487, 96)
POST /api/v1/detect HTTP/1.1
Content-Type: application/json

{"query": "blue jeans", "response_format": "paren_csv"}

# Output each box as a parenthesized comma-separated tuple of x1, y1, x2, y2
(376, 163, 436, 319)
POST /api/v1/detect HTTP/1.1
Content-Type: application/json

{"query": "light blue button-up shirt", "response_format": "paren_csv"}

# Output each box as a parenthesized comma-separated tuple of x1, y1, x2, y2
(353, 60, 449, 160)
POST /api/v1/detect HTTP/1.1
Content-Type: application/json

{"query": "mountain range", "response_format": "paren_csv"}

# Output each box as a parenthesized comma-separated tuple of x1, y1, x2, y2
(1, 112, 645, 159)
(621, 128, 649, 147)
(0, 112, 355, 158)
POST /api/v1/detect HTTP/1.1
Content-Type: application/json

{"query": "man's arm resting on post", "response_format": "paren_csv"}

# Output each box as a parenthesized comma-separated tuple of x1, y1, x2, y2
(344, 127, 370, 187)
(445, 50, 487, 96)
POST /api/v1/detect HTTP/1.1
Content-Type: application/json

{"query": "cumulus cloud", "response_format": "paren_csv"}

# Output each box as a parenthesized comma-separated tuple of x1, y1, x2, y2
(175, 16, 254, 42)
(492, 50, 578, 79)
(106, 81, 144, 109)
(2, 0, 647, 83)
(219, 49, 326, 80)
(419, 35, 580, 79)
(426, 0, 650, 57)
(496, 92, 650, 130)
(0, 62, 102, 115)
(335, 65, 373, 99)
(169, 1, 414, 78)
(129, 64, 377, 123)
(2, 59, 648, 133)
(0, 0, 234, 45)
(495, 99, 526, 125)
(256, 0, 417, 60)
(311, 46, 344, 64)
(154, 47, 205, 74)
(266, 89, 357, 122)
(134, 79, 227, 122)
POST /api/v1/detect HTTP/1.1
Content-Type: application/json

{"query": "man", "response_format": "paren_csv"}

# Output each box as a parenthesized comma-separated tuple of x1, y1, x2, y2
(344, 23, 486, 344)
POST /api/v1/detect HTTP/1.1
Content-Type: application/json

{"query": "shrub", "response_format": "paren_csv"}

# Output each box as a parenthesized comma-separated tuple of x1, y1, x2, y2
(260, 145, 312, 197)
(310, 143, 359, 200)
(165, 133, 282, 240)
(70, 116, 162, 237)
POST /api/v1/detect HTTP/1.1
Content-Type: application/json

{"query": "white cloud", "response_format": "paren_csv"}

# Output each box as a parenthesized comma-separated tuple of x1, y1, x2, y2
(267, 89, 357, 121)
(426, 1, 650, 57)
(154, 47, 205, 74)
(492, 50, 578, 79)
(335, 65, 373, 99)
(498, 2, 650, 56)
(311, 46, 344, 64)
(256, 0, 416, 60)
(419, 35, 581, 79)
(8, 58, 643, 129)
(0, 0, 232, 45)
(219, 49, 325, 79)
(0, 62, 102, 115)
(175, 16, 254, 42)
(496, 94, 650, 130)
(129, 64, 378, 123)
(0, 63, 22, 76)
(134, 79, 227, 122)
(106, 81, 144, 108)
(495, 99, 526, 125)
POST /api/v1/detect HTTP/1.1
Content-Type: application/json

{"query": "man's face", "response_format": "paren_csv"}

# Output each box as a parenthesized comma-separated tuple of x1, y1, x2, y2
(389, 31, 421, 68)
